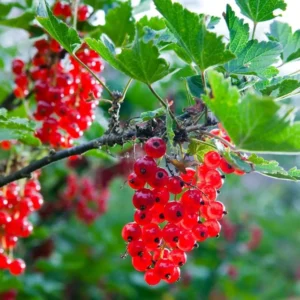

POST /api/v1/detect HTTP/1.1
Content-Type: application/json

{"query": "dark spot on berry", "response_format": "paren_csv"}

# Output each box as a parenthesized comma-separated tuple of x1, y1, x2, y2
(194, 243, 199, 248)
(159, 213, 165, 219)
(216, 234, 220, 238)
(223, 210, 228, 215)
(140, 205, 146, 210)
(138, 251, 143, 257)
(180, 180, 184, 187)
(178, 262, 183, 266)
(173, 236, 179, 242)
(128, 237, 132, 242)
(154, 237, 160, 243)
(140, 168, 146, 174)
(217, 190, 221, 194)
(198, 220, 203, 224)
(200, 200, 205, 205)
(155, 197, 160, 202)
(153, 141, 160, 147)
(165, 274, 171, 279)
(221, 175, 225, 179)
(176, 211, 182, 217)
(200, 231, 206, 237)
(129, 179, 134, 184)
(140, 213, 146, 219)
(157, 171, 164, 178)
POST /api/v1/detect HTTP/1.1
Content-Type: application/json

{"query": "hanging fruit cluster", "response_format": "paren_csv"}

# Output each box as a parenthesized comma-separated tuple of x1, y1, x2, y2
(122, 135, 242, 285)
(11, 2, 103, 148)
(0, 173, 44, 276)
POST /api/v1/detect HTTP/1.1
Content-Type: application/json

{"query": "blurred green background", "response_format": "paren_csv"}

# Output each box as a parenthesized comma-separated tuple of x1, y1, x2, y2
(1, 0, 300, 299)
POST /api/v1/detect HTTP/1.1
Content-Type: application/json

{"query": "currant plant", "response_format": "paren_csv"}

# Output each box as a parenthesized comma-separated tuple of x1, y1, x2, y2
(0, 0, 300, 289)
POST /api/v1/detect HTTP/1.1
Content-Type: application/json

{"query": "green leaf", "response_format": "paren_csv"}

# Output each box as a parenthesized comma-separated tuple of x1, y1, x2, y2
(187, 138, 215, 162)
(85, 31, 172, 84)
(225, 5, 249, 55)
(224, 6, 281, 77)
(186, 75, 204, 98)
(247, 154, 300, 181)
(203, 71, 300, 153)
(0, 11, 35, 30)
(260, 78, 300, 99)
(140, 107, 166, 121)
(36, 0, 81, 54)
(235, 0, 287, 22)
(223, 151, 252, 173)
(100, 1, 135, 47)
(268, 21, 300, 63)
(154, 0, 235, 71)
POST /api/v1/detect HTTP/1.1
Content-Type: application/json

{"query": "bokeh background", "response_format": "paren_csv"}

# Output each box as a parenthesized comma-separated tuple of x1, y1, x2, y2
(0, 0, 300, 299)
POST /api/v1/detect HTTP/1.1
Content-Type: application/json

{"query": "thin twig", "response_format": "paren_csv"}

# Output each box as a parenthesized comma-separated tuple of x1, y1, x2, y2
(252, 22, 257, 40)
(147, 85, 181, 128)
(121, 79, 133, 102)
(72, 0, 80, 29)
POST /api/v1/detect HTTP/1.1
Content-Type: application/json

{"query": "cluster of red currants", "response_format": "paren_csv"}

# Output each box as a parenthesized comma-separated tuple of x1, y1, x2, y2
(62, 174, 109, 224)
(11, 3, 102, 148)
(122, 136, 237, 285)
(53, 1, 90, 22)
(0, 173, 44, 276)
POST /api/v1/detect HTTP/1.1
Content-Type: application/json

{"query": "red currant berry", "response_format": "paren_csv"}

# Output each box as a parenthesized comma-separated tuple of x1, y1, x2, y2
(178, 230, 196, 252)
(181, 189, 202, 213)
(201, 184, 217, 202)
(150, 204, 166, 224)
(180, 212, 198, 229)
(77, 5, 90, 22)
(192, 223, 209, 241)
(169, 249, 187, 266)
(142, 223, 162, 250)
(134, 209, 153, 226)
(132, 251, 152, 271)
(164, 266, 180, 283)
(144, 137, 167, 158)
(219, 158, 235, 174)
(127, 240, 145, 257)
(164, 202, 184, 224)
(205, 169, 223, 189)
(128, 172, 146, 190)
(204, 151, 221, 169)
(0, 253, 10, 269)
(132, 188, 155, 211)
(144, 269, 161, 285)
(9, 259, 26, 276)
(147, 167, 169, 189)
(121, 222, 142, 242)
(206, 201, 226, 220)
(133, 156, 157, 179)
(152, 187, 169, 205)
(203, 220, 221, 237)
(155, 258, 176, 279)
(180, 168, 196, 185)
(167, 176, 184, 194)
(162, 223, 181, 244)
(12, 59, 25, 75)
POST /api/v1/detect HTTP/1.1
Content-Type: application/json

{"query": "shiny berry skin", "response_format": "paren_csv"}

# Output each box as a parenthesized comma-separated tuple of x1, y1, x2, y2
(219, 158, 235, 174)
(197, 164, 210, 182)
(0, 211, 12, 225)
(132, 251, 152, 271)
(9, 259, 26, 276)
(169, 249, 187, 266)
(155, 258, 176, 279)
(133, 156, 157, 179)
(164, 202, 184, 224)
(180, 212, 198, 229)
(144, 137, 167, 158)
(204, 151, 221, 169)
(144, 269, 161, 285)
(12, 59, 25, 75)
(152, 187, 169, 205)
(162, 223, 181, 244)
(203, 220, 221, 237)
(206, 201, 226, 220)
(147, 167, 169, 189)
(205, 170, 223, 189)
(127, 240, 145, 257)
(201, 184, 217, 202)
(142, 223, 162, 250)
(128, 172, 146, 190)
(150, 204, 166, 224)
(167, 176, 184, 194)
(178, 230, 196, 252)
(164, 266, 180, 283)
(134, 209, 153, 226)
(192, 223, 209, 241)
(121, 222, 142, 242)
(78, 5, 90, 22)
(132, 188, 155, 211)
(180, 168, 196, 185)
(181, 189, 202, 213)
